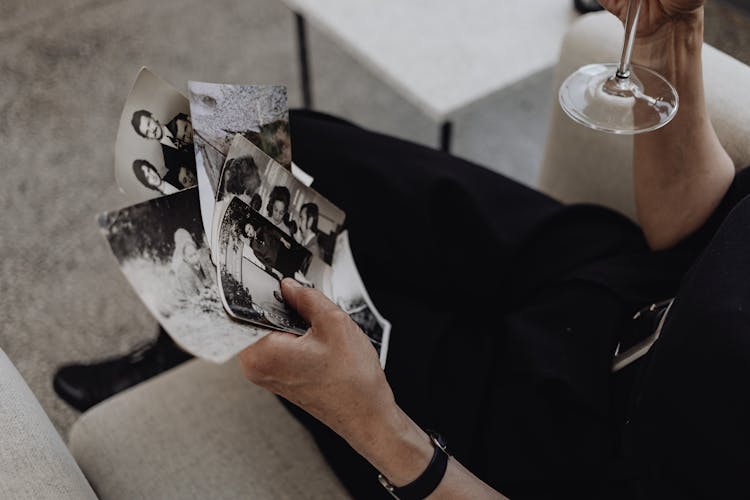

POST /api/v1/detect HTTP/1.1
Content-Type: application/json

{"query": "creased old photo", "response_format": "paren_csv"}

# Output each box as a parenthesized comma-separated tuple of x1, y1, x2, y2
(115, 68, 197, 202)
(98, 188, 266, 362)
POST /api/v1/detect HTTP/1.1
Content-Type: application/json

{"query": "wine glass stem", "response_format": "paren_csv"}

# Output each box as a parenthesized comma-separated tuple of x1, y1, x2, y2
(616, 0, 643, 79)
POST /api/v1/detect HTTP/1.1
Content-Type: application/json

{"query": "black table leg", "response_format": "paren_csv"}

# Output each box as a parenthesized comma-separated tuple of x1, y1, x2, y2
(440, 120, 453, 153)
(295, 13, 313, 109)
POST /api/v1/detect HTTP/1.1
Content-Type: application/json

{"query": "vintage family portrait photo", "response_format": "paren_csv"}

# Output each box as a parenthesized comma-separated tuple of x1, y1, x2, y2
(115, 68, 197, 201)
(217, 196, 309, 335)
(211, 134, 346, 268)
(98, 188, 265, 362)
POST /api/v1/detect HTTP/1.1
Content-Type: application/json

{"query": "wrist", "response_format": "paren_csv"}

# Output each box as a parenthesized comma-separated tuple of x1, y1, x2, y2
(349, 405, 434, 487)
(632, 10, 704, 80)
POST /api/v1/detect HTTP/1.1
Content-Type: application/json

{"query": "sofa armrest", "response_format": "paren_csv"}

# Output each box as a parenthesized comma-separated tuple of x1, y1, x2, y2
(69, 358, 350, 499)
(539, 11, 750, 220)
(0, 349, 97, 500)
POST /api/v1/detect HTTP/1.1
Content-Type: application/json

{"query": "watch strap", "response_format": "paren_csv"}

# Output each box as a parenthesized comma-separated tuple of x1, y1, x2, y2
(378, 430, 449, 500)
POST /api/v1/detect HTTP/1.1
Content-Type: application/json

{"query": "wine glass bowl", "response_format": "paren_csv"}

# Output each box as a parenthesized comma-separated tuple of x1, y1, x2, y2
(559, 0, 679, 135)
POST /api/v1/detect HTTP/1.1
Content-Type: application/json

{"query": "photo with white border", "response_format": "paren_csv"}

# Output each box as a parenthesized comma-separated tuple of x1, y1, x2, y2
(115, 68, 197, 202)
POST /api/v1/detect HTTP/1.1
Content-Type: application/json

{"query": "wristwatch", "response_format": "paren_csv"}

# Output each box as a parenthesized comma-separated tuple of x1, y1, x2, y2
(377, 430, 449, 500)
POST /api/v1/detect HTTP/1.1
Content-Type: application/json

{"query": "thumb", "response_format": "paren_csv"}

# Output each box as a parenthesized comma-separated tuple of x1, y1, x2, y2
(238, 330, 301, 383)
(280, 278, 339, 325)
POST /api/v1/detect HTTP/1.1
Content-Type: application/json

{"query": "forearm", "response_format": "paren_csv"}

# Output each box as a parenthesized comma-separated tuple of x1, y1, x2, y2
(346, 405, 507, 499)
(632, 9, 734, 250)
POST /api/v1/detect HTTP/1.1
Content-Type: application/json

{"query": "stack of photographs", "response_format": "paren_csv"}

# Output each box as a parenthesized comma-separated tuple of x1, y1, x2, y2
(100, 67, 390, 366)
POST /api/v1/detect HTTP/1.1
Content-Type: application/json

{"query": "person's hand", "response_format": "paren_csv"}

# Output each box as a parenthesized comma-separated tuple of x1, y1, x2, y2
(241, 280, 511, 497)
(598, 0, 703, 39)
(238, 279, 400, 450)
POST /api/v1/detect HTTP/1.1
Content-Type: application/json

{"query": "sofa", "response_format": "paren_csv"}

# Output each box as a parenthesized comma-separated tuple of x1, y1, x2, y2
(2, 11, 750, 499)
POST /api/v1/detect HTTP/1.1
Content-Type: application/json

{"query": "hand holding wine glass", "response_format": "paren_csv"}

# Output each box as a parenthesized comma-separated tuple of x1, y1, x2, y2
(559, 0, 704, 134)
(580, 0, 732, 253)
(598, 0, 703, 39)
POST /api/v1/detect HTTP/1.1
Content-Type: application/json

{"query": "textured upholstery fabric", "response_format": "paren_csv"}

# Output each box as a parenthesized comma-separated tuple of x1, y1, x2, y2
(539, 11, 750, 220)
(0, 349, 97, 500)
(69, 358, 351, 500)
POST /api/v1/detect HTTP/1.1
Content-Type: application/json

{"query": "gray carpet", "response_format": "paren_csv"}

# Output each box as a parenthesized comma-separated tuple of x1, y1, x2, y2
(0, 0, 302, 436)
(1, 0, 749, 438)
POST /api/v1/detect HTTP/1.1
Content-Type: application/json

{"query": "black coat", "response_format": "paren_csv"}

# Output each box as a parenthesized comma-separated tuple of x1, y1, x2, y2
(282, 109, 750, 500)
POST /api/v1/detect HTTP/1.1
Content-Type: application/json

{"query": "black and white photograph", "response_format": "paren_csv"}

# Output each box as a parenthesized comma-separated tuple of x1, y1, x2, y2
(98, 188, 267, 362)
(115, 68, 197, 201)
(188, 82, 289, 241)
(130, 158, 194, 196)
(217, 196, 309, 335)
(210, 134, 269, 259)
(213, 134, 346, 266)
(330, 231, 391, 367)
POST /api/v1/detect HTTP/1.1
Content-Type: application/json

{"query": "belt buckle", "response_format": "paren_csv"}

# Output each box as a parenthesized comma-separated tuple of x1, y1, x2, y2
(612, 298, 674, 372)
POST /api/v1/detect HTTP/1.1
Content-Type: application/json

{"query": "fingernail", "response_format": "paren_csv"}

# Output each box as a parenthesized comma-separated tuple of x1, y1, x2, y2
(284, 278, 302, 288)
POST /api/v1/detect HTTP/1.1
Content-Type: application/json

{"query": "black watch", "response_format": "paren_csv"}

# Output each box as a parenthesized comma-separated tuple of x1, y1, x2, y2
(377, 430, 449, 500)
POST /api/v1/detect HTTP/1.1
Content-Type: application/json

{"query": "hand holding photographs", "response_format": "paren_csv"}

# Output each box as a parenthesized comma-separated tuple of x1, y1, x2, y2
(213, 135, 390, 362)
(102, 68, 391, 366)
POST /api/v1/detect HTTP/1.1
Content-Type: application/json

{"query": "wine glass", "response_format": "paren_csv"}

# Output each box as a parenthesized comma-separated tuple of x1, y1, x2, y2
(559, 0, 679, 134)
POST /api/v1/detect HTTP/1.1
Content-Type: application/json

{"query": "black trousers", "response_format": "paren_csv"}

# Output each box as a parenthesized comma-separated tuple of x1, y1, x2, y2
(285, 110, 750, 499)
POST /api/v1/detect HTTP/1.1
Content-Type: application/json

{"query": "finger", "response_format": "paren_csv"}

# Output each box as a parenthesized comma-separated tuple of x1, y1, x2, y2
(280, 278, 339, 324)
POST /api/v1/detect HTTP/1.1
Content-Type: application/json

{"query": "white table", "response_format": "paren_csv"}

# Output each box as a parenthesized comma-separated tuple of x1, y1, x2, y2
(283, 0, 581, 151)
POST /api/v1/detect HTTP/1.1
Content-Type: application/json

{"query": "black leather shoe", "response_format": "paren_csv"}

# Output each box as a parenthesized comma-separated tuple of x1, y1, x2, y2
(574, 0, 604, 13)
(53, 328, 193, 412)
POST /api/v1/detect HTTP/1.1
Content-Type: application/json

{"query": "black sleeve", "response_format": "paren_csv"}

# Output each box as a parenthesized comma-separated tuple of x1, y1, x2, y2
(626, 173, 750, 499)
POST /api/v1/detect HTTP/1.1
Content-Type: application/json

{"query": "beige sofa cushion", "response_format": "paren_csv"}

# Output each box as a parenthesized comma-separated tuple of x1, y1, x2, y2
(69, 358, 351, 500)
(0, 349, 97, 500)
(539, 11, 750, 220)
